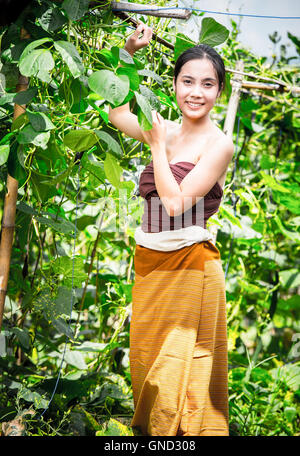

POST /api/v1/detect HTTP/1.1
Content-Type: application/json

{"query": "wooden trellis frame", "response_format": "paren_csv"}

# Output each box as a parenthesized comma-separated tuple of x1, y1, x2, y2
(0, 5, 299, 330)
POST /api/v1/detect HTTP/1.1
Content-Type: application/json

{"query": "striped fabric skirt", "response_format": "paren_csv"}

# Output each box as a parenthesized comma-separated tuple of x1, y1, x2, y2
(130, 239, 229, 436)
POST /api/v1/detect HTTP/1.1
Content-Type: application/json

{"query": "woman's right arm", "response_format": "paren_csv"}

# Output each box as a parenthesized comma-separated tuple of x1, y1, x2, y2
(108, 22, 153, 144)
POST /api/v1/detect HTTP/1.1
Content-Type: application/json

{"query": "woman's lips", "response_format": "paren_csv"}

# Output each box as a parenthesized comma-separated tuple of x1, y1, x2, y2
(186, 101, 205, 110)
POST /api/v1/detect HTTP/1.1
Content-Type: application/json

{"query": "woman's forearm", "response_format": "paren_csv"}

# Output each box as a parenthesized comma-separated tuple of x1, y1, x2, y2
(151, 145, 182, 216)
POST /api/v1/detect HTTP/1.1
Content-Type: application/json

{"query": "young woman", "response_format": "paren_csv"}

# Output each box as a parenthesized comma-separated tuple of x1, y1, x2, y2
(109, 22, 234, 437)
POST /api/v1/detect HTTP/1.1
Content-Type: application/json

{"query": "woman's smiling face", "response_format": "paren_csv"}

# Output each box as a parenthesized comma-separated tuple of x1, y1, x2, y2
(173, 58, 221, 119)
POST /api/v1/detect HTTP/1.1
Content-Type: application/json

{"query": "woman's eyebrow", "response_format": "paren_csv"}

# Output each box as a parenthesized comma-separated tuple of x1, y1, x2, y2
(181, 75, 217, 82)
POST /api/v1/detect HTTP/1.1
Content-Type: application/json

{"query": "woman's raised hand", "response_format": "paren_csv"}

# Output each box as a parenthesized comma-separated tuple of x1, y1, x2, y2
(124, 22, 153, 56)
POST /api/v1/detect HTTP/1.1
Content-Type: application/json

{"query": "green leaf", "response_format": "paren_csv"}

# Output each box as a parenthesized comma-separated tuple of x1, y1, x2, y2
(64, 129, 98, 152)
(81, 153, 106, 185)
(104, 152, 123, 188)
(19, 49, 54, 83)
(88, 70, 129, 105)
(74, 341, 108, 352)
(13, 87, 38, 105)
(38, 6, 67, 32)
(62, 0, 89, 21)
(260, 171, 290, 193)
(30, 173, 57, 203)
(174, 33, 196, 62)
(27, 110, 55, 131)
(138, 109, 152, 131)
(7, 143, 27, 185)
(17, 201, 38, 216)
(17, 125, 50, 149)
(135, 91, 153, 131)
(0, 92, 16, 106)
(279, 269, 300, 289)
(18, 387, 48, 409)
(19, 38, 53, 61)
(96, 418, 134, 436)
(33, 287, 74, 332)
(220, 205, 242, 228)
(36, 213, 76, 234)
(11, 327, 30, 350)
(55, 287, 73, 316)
(51, 256, 86, 288)
(119, 48, 135, 65)
(54, 41, 84, 78)
(116, 66, 140, 91)
(139, 85, 161, 111)
(273, 190, 300, 215)
(199, 17, 230, 46)
(64, 350, 87, 370)
(94, 130, 122, 157)
(137, 69, 163, 85)
(52, 317, 74, 338)
(284, 406, 297, 423)
(0, 145, 10, 166)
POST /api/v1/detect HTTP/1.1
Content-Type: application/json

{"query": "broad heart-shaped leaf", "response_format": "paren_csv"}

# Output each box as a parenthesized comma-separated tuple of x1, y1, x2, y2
(116, 66, 140, 91)
(199, 17, 229, 47)
(137, 69, 163, 86)
(62, 0, 89, 21)
(139, 85, 161, 111)
(38, 5, 67, 32)
(64, 129, 98, 152)
(94, 130, 122, 157)
(81, 153, 106, 185)
(32, 286, 74, 338)
(19, 49, 54, 83)
(17, 125, 50, 149)
(11, 327, 30, 350)
(135, 91, 153, 131)
(64, 350, 87, 370)
(51, 256, 87, 288)
(119, 48, 135, 65)
(30, 173, 57, 203)
(13, 87, 38, 105)
(36, 213, 76, 233)
(174, 33, 196, 62)
(104, 152, 123, 188)
(88, 70, 129, 105)
(273, 190, 300, 215)
(7, 143, 27, 185)
(27, 110, 55, 131)
(0, 144, 9, 166)
(54, 41, 84, 78)
(0, 92, 17, 106)
(19, 37, 53, 61)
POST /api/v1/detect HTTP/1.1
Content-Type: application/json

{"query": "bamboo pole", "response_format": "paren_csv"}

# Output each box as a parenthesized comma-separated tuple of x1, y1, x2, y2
(210, 60, 244, 245)
(0, 48, 29, 331)
(111, 1, 192, 20)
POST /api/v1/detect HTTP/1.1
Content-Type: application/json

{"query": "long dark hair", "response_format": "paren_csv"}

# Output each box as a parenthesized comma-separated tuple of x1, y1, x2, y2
(174, 45, 226, 95)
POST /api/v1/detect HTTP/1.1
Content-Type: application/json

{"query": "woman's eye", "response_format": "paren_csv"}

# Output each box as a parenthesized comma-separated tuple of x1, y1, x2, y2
(184, 80, 191, 84)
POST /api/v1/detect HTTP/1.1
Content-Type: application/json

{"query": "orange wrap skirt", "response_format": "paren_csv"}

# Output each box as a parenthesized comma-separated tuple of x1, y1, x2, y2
(130, 240, 229, 436)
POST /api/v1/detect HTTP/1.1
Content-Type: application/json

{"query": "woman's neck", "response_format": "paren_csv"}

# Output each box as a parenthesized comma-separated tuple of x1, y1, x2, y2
(179, 113, 215, 137)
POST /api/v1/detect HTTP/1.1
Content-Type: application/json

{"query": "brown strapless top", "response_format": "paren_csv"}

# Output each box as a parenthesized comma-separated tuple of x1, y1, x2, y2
(138, 161, 223, 232)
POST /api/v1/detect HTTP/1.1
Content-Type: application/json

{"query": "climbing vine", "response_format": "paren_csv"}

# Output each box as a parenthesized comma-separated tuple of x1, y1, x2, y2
(0, 0, 299, 436)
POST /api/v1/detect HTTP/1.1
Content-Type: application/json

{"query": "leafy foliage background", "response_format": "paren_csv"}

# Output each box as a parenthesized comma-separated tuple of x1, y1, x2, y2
(0, 0, 299, 436)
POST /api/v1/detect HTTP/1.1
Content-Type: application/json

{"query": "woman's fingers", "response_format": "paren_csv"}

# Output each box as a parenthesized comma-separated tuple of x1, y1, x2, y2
(134, 22, 152, 45)
(145, 26, 153, 41)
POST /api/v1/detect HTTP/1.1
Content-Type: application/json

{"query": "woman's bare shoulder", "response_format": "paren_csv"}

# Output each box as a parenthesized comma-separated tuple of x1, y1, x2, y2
(214, 126, 235, 155)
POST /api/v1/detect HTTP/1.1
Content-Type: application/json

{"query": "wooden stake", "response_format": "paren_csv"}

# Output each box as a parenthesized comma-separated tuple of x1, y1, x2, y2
(0, 59, 29, 332)
(210, 60, 244, 245)
(111, 1, 192, 20)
